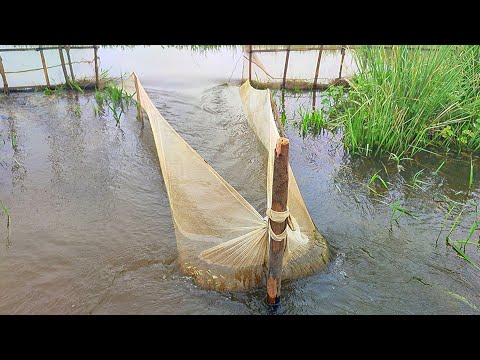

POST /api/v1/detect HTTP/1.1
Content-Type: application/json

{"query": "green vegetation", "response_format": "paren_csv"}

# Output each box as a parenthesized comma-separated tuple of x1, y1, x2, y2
(0, 199, 10, 230)
(297, 86, 346, 135)
(44, 84, 66, 96)
(93, 74, 136, 126)
(302, 46, 480, 156)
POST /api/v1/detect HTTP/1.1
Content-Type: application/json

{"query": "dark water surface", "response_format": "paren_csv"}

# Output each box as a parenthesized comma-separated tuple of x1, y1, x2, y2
(0, 46, 479, 314)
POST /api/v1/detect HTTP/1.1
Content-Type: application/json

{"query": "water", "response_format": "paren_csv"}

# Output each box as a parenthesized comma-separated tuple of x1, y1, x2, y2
(0, 46, 479, 314)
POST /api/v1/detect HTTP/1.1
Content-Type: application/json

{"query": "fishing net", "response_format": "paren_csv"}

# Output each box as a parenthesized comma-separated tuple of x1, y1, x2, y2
(123, 73, 329, 291)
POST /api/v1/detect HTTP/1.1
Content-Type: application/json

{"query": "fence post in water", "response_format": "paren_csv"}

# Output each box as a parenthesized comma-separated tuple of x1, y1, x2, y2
(39, 48, 51, 87)
(94, 45, 99, 89)
(282, 46, 291, 90)
(248, 45, 253, 83)
(58, 47, 70, 87)
(0, 54, 9, 94)
(338, 46, 346, 80)
(267, 137, 289, 306)
(65, 46, 76, 82)
(312, 45, 324, 110)
(133, 73, 144, 125)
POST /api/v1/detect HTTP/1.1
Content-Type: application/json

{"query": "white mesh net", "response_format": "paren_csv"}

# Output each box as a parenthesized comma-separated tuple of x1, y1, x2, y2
(122, 73, 329, 291)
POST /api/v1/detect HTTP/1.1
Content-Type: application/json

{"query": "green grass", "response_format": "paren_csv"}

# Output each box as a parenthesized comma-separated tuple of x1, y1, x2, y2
(469, 156, 474, 190)
(72, 104, 81, 117)
(94, 75, 136, 126)
(312, 46, 480, 156)
(448, 239, 480, 271)
(368, 170, 388, 190)
(0, 199, 10, 230)
(10, 130, 17, 151)
(434, 160, 446, 174)
(295, 86, 347, 135)
(382, 198, 418, 227)
(412, 169, 428, 189)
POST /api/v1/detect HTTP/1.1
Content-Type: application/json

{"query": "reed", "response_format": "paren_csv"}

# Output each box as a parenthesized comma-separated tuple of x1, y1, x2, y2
(306, 46, 480, 156)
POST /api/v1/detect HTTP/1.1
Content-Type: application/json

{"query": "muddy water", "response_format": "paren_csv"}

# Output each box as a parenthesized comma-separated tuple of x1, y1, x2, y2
(0, 46, 479, 314)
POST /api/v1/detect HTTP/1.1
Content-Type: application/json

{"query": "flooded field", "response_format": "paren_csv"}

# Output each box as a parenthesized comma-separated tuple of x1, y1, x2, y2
(0, 46, 479, 314)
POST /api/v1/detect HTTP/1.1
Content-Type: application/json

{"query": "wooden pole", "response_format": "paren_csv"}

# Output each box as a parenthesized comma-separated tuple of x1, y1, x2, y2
(312, 90, 317, 112)
(0, 55, 9, 94)
(248, 45, 252, 83)
(39, 49, 50, 87)
(282, 46, 291, 90)
(65, 46, 75, 82)
(338, 46, 346, 80)
(312, 45, 324, 110)
(267, 137, 289, 305)
(313, 45, 324, 91)
(94, 45, 99, 89)
(58, 47, 70, 86)
(133, 73, 144, 124)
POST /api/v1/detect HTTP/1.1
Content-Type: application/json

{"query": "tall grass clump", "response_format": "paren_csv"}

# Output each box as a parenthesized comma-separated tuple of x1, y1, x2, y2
(338, 45, 480, 156)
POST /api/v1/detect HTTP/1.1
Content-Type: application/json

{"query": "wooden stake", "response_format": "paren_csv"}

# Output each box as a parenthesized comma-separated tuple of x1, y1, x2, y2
(65, 46, 75, 82)
(39, 48, 50, 87)
(282, 46, 291, 90)
(312, 45, 324, 110)
(338, 46, 346, 80)
(248, 45, 252, 83)
(313, 45, 324, 92)
(266, 137, 289, 305)
(94, 45, 99, 89)
(0, 55, 9, 94)
(312, 90, 317, 112)
(133, 73, 144, 124)
(58, 47, 70, 86)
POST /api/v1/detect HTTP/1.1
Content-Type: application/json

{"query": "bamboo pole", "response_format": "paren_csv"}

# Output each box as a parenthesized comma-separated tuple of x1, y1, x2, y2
(270, 92, 285, 137)
(94, 45, 99, 89)
(248, 45, 252, 83)
(338, 46, 346, 80)
(39, 49, 50, 87)
(313, 45, 324, 92)
(133, 73, 143, 124)
(58, 47, 70, 86)
(266, 137, 289, 306)
(0, 55, 9, 94)
(312, 45, 324, 110)
(65, 46, 75, 82)
(282, 46, 291, 90)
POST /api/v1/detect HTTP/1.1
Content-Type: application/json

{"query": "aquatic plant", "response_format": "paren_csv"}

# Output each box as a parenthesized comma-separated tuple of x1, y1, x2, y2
(94, 74, 136, 126)
(434, 160, 446, 175)
(412, 169, 428, 190)
(368, 170, 388, 190)
(298, 46, 480, 156)
(336, 45, 480, 156)
(388, 152, 412, 172)
(72, 104, 81, 117)
(469, 156, 474, 190)
(10, 129, 17, 151)
(384, 198, 417, 227)
(0, 199, 10, 230)
(69, 79, 84, 94)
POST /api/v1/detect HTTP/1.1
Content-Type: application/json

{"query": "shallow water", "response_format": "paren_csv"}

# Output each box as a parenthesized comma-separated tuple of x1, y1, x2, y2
(0, 46, 479, 314)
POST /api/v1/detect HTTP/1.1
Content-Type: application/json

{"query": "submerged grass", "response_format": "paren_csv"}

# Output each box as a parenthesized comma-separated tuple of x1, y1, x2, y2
(0, 199, 10, 230)
(94, 74, 136, 126)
